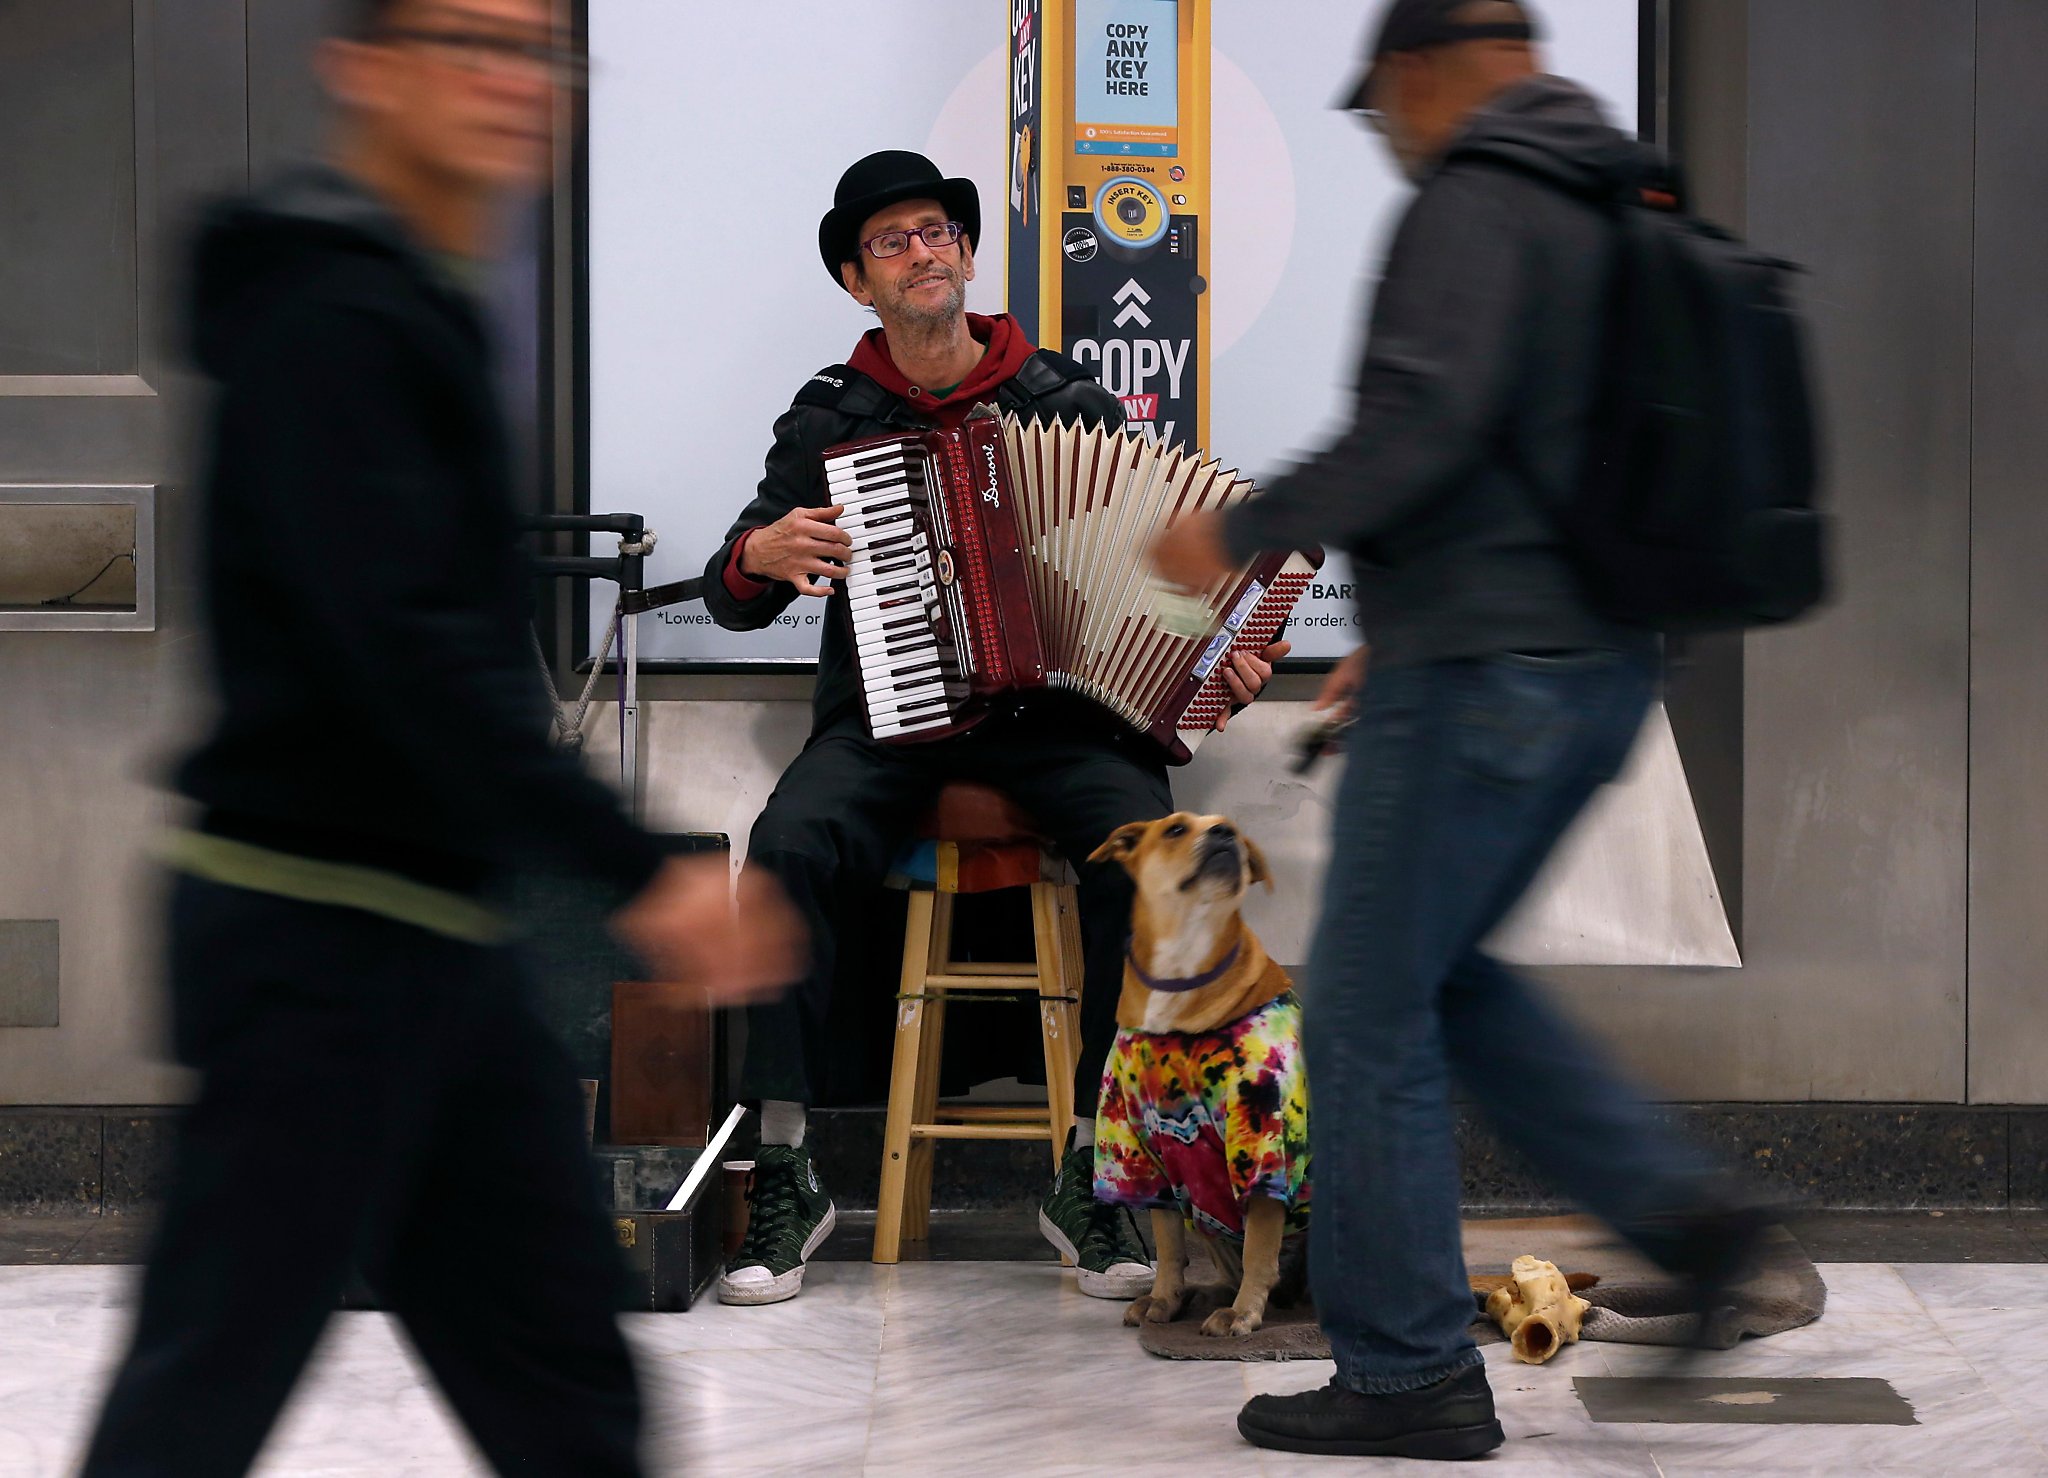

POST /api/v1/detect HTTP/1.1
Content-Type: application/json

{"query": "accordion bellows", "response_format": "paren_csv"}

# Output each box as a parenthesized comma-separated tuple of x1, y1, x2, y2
(825, 407, 1320, 764)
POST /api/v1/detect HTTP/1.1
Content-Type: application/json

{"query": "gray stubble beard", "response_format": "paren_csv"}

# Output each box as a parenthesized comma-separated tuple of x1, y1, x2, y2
(884, 267, 968, 338)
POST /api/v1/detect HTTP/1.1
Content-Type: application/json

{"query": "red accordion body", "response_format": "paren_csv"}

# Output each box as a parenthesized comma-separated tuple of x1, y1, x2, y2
(823, 410, 1319, 765)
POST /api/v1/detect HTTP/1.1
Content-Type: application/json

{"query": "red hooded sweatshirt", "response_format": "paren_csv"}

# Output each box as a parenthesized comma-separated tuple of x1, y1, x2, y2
(725, 313, 1041, 598)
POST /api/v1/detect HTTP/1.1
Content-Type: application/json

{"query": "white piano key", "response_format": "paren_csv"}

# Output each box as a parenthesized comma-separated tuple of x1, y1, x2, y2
(825, 450, 913, 475)
(824, 450, 909, 473)
(849, 571, 934, 604)
(867, 689, 951, 719)
(843, 546, 920, 570)
(823, 456, 912, 484)
(862, 674, 946, 704)
(862, 646, 944, 673)
(867, 698, 949, 726)
(845, 527, 920, 550)
(838, 507, 918, 534)
(854, 551, 932, 579)
(849, 580, 925, 608)
(881, 656, 948, 681)
(850, 607, 937, 638)
(831, 442, 918, 469)
(827, 471, 914, 501)
(862, 665, 945, 693)
(847, 610, 937, 638)
(846, 583, 928, 607)
(863, 669, 947, 699)
(874, 710, 954, 738)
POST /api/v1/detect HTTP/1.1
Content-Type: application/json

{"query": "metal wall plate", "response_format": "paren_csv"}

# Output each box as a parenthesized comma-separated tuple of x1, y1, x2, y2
(0, 485, 156, 632)
(1574, 1376, 1917, 1426)
(0, 920, 59, 1028)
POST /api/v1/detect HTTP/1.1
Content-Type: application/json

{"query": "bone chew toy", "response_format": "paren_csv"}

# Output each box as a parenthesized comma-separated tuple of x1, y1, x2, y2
(1484, 1255, 1592, 1365)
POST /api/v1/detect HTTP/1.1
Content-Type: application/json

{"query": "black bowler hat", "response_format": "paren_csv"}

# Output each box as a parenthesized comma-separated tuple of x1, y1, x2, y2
(1339, 0, 1541, 111)
(817, 150, 980, 289)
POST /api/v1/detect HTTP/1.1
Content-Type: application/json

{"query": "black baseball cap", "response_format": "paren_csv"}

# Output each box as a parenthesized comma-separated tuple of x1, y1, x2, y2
(1339, 0, 1541, 111)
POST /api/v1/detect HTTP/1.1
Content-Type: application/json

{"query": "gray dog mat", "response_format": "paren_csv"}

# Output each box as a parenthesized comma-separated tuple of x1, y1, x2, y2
(1135, 1215, 1826, 1362)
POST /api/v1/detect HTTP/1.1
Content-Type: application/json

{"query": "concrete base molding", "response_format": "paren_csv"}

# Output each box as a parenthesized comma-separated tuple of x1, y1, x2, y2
(8, 1103, 2048, 1217)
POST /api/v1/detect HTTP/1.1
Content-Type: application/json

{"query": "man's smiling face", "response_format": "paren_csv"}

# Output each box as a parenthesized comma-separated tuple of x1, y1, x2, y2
(840, 199, 976, 329)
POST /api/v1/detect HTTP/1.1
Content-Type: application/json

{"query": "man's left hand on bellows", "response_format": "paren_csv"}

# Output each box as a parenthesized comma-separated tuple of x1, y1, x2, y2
(1149, 509, 1234, 592)
(1212, 641, 1292, 732)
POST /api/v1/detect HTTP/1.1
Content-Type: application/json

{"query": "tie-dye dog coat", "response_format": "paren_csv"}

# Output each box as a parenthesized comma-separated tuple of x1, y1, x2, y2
(1093, 990, 1311, 1240)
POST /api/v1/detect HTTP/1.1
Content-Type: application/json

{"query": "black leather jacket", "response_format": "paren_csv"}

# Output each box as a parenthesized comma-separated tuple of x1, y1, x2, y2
(703, 350, 1123, 737)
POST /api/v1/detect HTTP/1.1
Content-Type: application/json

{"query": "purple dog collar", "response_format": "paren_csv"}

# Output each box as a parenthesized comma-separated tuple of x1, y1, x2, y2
(1125, 936, 1242, 994)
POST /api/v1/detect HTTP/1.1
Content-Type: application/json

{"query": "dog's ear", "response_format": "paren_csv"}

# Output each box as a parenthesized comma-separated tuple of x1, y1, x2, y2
(1244, 837, 1275, 892)
(1089, 821, 1149, 870)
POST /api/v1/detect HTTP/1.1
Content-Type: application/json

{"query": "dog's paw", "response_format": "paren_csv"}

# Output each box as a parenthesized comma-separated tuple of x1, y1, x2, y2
(1201, 1307, 1263, 1339)
(1124, 1293, 1185, 1327)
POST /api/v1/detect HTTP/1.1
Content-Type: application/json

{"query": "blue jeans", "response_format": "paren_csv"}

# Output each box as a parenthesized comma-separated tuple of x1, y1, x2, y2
(1304, 649, 1707, 1393)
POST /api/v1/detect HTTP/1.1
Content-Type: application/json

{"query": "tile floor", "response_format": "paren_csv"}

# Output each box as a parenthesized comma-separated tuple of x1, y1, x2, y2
(6, 1250, 2048, 1475)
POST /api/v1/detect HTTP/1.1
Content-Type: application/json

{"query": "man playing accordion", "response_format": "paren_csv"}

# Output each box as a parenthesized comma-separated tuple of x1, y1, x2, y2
(701, 149, 1288, 1307)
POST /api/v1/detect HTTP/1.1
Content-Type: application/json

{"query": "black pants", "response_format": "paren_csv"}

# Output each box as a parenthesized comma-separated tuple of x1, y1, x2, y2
(81, 876, 641, 1478)
(741, 704, 1175, 1111)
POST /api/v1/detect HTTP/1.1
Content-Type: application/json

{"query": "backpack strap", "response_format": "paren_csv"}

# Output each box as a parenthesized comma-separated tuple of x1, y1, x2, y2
(791, 363, 931, 427)
(1444, 137, 1686, 216)
(1005, 348, 1099, 403)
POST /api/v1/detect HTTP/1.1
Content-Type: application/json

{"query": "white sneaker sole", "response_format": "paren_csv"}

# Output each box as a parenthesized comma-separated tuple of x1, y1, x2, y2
(1037, 1207, 1154, 1300)
(717, 1202, 838, 1307)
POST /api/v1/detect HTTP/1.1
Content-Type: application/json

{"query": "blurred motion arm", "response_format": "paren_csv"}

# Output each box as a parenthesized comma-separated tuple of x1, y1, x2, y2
(1221, 174, 1526, 563)
(229, 303, 662, 906)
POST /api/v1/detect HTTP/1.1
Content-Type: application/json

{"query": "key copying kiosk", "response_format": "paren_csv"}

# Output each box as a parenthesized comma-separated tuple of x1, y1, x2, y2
(1007, 0, 1212, 451)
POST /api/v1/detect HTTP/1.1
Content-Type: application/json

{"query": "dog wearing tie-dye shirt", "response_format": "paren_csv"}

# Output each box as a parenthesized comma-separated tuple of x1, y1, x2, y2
(1089, 812, 1311, 1339)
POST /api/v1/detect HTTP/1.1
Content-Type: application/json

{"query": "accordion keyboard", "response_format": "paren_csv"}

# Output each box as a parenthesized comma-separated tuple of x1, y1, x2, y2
(826, 441, 954, 738)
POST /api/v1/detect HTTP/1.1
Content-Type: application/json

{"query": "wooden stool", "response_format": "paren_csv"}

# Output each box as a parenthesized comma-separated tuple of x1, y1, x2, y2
(872, 783, 1084, 1264)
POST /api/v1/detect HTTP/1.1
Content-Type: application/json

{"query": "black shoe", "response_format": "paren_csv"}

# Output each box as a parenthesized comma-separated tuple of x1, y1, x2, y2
(1237, 1365, 1505, 1460)
(1633, 1194, 1783, 1351)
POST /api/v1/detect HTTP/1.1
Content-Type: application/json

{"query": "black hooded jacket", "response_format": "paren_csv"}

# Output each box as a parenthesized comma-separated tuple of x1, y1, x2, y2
(1223, 76, 1659, 667)
(177, 166, 660, 904)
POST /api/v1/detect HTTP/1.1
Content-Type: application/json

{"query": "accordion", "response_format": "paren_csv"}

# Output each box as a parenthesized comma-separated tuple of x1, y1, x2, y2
(824, 408, 1321, 764)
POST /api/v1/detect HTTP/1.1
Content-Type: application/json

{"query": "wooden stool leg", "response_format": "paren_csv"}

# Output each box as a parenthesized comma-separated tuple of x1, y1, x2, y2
(875, 891, 937, 1264)
(904, 896, 952, 1243)
(1057, 883, 1089, 1115)
(930, 891, 957, 971)
(1031, 883, 1077, 1170)
(904, 996, 944, 1243)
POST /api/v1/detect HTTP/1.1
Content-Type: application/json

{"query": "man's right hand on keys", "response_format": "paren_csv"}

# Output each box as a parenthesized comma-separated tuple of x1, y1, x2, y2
(741, 504, 853, 596)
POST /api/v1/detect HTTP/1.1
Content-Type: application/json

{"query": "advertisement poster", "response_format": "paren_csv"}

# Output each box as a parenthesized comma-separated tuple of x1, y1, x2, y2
(588, 0, 1639, 663)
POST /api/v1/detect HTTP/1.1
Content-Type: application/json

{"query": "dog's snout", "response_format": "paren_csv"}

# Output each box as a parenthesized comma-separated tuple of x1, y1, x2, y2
(1208, 823, 1236, 841)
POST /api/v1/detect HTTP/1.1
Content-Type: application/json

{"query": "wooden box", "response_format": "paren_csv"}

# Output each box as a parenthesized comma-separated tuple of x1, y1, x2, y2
(609, 980, 715, 1146)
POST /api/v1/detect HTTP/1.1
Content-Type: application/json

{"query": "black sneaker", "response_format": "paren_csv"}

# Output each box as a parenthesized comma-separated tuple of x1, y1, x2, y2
(1036, 1144, 1152, 1299)
(717, 1143, 836, 1307)
(1237, 1365, 1506, 1460)
(1633, 1194, 1783, 1355)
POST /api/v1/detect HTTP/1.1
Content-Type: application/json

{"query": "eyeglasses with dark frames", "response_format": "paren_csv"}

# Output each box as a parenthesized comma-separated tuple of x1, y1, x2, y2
(859, 221, 968, 260)
(375, 28, 591, 88)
